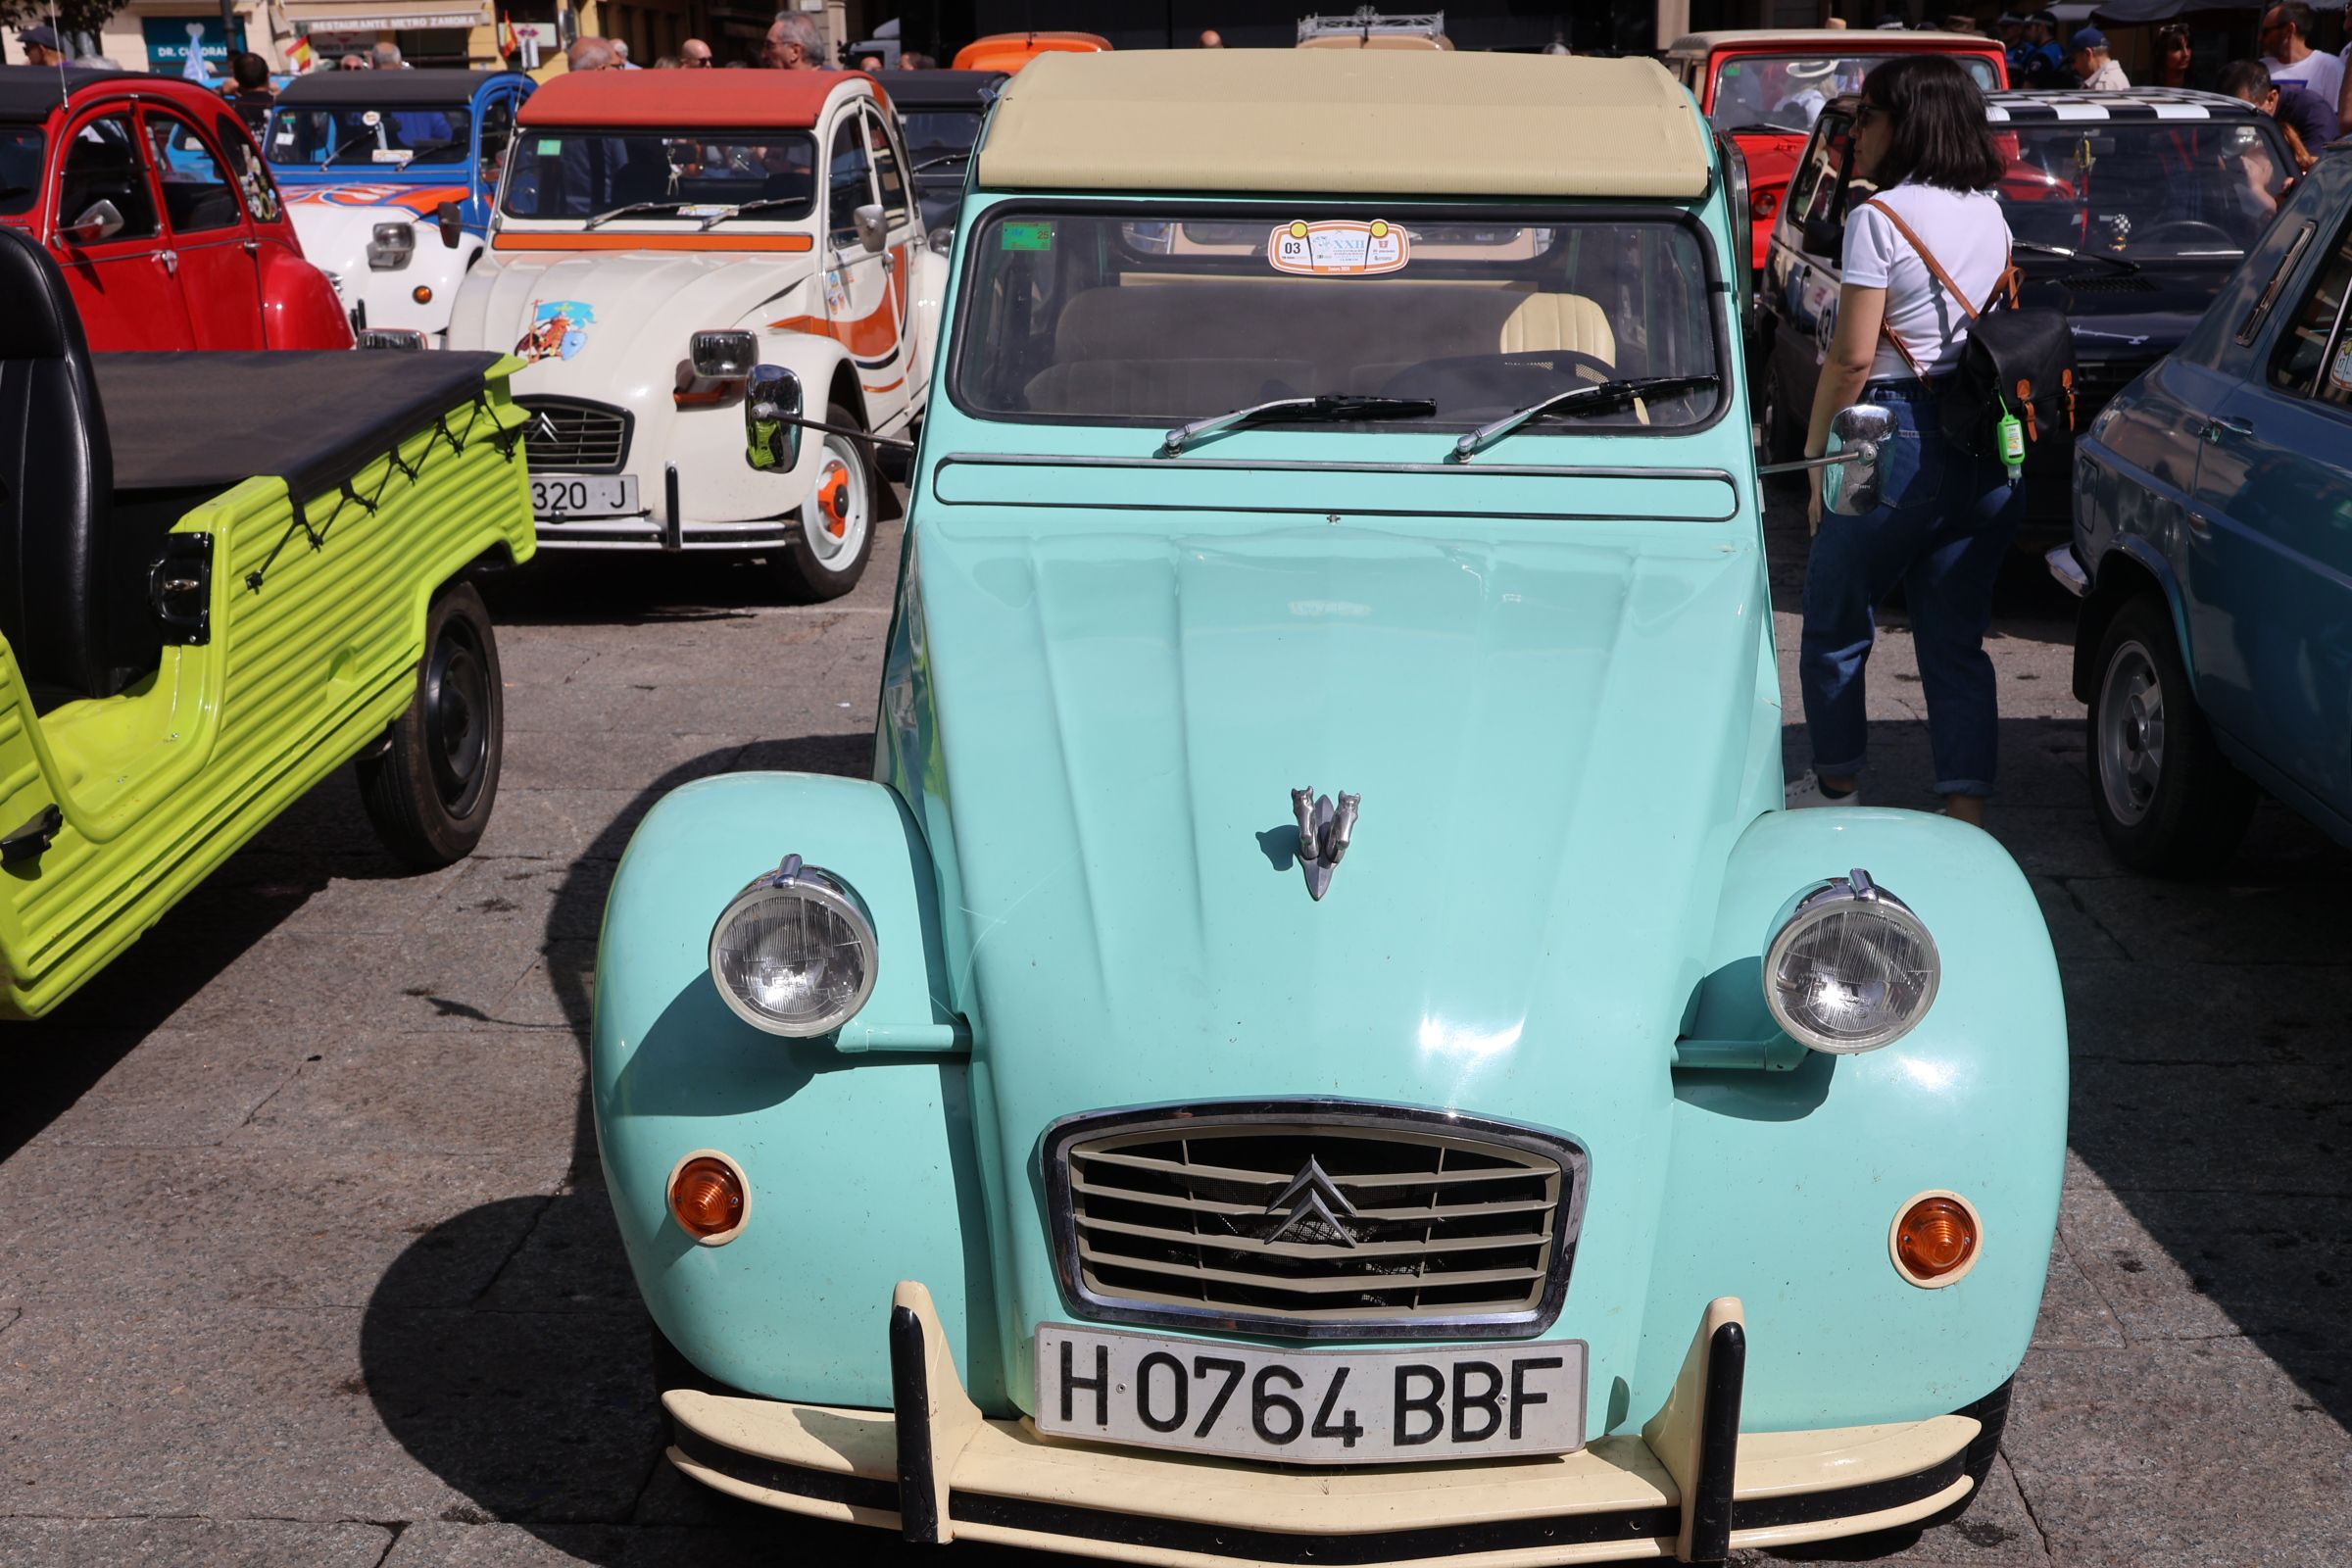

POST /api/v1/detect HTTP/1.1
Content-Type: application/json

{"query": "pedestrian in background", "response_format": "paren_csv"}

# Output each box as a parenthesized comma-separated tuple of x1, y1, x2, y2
(226, 50, 276, 132)
(763, 11, 823, 68)
(371, 40, 407, 69)
(2070, 27, 2129, 89)
(2154, 24, 2193, 87)
(2260, 4, 2344, 120)
(901, 51, 934, 68)
(613, 39, 641, 68)
(681, 37, 712, 66)
(1791, 55, 2022, 824)
(565, 36, 621, 72)
(1200, 29, 1224, 47)
(16, 24, 65, 67)
(339, 52, 368, 69)
(2222, 59, 2339, 171)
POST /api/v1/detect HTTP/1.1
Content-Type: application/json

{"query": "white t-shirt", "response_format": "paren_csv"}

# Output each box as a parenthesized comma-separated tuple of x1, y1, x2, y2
(1842, 181, 2013, 380)
(2264, 48, 2344, 117)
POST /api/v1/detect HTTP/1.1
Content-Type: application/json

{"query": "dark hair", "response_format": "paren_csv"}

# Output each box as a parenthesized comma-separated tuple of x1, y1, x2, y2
(2156, 23, 2191, 45)
(2218, 59, 2273, 101)
(2270, 2, 2315, 37)
(1860, 55, 2003, 192)
(232, 51, 269, 89)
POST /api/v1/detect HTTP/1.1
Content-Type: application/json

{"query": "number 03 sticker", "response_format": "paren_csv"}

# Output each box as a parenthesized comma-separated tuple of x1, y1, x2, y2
(1268, 219, 1409, 276)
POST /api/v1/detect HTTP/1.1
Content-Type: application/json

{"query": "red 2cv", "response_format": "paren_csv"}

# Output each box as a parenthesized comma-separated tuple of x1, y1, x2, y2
(0, 66, 351, 350)
(1663, 30, 2008, 276)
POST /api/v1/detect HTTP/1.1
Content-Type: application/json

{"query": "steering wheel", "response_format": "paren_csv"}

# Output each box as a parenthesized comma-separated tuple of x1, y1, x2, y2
(2133, 219, 2237, 247)
(1377, 348, 1621, 416)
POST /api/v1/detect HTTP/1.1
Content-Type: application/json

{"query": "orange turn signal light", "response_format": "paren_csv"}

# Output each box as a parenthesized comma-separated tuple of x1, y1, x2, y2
(412, 285, 433, 305)
(1892, 1193, 1980, 1286)
(669, 1153, 748, 1244)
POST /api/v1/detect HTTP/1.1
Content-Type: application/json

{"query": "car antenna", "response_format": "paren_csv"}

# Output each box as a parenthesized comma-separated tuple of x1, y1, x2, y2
(47, 1, 69, 112)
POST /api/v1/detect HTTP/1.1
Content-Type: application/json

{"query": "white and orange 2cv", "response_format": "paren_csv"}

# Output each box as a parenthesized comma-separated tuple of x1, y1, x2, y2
(447, 68, 948, 599)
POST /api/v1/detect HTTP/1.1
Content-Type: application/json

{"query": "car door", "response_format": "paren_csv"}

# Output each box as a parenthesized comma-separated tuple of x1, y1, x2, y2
(2184, 207, 2352, 812)
(1762, 111, 1854, 442)
(142, 106, 267, 350)
(860, 103, 921, 419)
(469, 88, 515, 229)
(49, 108, 195, 350)
(818, 106, 909, 429)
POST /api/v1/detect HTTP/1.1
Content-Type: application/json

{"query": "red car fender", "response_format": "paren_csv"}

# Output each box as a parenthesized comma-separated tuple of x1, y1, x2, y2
(258, 244, 356, 350)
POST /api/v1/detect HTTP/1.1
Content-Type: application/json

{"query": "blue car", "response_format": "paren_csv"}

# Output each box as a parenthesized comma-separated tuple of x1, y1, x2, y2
(2061, 147, 2352, 872)
(264, 68, 533, 344)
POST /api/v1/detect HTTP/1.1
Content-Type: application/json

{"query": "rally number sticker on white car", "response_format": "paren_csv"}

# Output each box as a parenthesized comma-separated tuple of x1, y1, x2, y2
(1034, 1324, 1585, 1466)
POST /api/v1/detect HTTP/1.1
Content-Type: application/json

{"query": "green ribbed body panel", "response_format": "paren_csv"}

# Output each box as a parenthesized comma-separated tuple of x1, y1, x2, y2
(0, 361, 534, 1019)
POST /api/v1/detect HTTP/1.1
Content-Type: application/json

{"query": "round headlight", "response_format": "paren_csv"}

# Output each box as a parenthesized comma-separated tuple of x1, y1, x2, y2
(1764, 869, 1939, 1054)
(708, 855, 877, 1036)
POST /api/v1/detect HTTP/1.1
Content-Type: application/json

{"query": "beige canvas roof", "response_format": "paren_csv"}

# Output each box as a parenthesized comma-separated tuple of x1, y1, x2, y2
(976, 50, 1712, 200)
(1666, 29, 1996, 54)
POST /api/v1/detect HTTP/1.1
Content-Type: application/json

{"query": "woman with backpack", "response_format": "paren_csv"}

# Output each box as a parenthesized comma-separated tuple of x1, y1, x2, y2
(1789, 54, 2023, 826)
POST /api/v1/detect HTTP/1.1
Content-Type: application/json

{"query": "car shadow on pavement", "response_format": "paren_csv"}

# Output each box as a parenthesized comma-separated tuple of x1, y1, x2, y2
(0, 766, 415, 1165)
(353, 733, 1000, 1565)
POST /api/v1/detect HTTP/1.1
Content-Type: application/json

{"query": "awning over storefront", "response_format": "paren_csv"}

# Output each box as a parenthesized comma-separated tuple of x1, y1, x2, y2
(2092, 0, 2343, 18)
(279, 0, 489, 29)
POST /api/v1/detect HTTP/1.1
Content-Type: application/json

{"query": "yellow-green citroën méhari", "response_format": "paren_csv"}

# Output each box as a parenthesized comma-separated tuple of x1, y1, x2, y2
(0, 224, 536, 1020)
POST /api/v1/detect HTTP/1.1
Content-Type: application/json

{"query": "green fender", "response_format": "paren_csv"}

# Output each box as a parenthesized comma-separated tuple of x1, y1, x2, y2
(1636, 807, 2068, 1430)
(591, 770, 1004, 1409)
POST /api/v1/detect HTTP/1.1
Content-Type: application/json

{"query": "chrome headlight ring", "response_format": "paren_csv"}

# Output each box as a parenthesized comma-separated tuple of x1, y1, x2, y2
(1764, 868, 1940, 1054)
(708, 854, 878, 1037)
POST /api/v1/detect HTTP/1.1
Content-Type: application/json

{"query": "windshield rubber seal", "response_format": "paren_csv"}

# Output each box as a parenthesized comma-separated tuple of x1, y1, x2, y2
(942, 197, 1736, 444)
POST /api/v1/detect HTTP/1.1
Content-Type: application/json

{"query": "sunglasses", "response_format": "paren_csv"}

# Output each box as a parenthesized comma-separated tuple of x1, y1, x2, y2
(1854, 102, 1885, 128)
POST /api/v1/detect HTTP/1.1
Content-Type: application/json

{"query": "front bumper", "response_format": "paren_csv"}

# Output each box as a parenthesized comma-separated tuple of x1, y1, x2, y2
(662, 1283, 1984, 1567)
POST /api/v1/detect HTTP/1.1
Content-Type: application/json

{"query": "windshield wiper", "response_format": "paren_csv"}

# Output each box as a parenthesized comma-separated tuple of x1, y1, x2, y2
(700, 197, 806, 229)
(1449, 375, 1720, 462)
(911, 151, 970, 173)
(2013, 240, 2140, 276)
(1159, 394, 1438, 457)
(318, 130, 377, 171)
(584, 200, 688, 230)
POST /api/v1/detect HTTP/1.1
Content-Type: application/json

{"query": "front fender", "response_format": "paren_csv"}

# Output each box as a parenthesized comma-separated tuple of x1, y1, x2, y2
(1639, 808, 2066, 1431)
(591, 771, 1003, 1408)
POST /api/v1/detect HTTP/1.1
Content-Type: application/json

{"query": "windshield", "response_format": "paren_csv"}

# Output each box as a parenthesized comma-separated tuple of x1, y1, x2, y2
(1711, 53, 1998, 133)
(0, 124, 39, 215)
(1997, 121, 2289, 258)
(267, 105, 473, 168)
(499, 129, 818, 221)
(904, 110, 982, 168)
(953, 208, 1724, 432)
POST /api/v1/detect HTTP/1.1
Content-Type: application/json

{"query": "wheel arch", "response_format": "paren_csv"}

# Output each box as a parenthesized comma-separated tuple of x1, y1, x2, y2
(2075, 541, 2190, 704)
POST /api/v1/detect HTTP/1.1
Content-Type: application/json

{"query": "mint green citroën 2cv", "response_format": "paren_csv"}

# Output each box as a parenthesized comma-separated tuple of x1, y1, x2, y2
(590, 50, 2069, 1567)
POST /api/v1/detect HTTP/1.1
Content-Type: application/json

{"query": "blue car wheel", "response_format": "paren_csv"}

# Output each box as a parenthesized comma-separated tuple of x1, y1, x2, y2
(2086, 595, 2254, 874)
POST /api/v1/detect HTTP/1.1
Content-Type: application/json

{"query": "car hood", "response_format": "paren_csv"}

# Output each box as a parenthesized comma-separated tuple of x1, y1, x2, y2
(452, 246, 819, 389)
(2015, 261, 2230, 362)
(894, 487, 1777, 1354)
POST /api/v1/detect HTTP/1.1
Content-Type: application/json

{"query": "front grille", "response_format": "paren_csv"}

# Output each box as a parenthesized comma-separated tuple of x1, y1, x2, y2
(1046, 1102, 1587, 1340)
(517, 397, 631, 472)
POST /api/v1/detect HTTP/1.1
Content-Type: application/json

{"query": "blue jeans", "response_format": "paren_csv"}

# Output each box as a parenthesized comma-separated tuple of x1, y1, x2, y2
(1799, 380, 2022, 798)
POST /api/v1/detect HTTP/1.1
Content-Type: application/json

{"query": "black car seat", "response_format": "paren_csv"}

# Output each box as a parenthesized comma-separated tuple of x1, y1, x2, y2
(0, 221, 114, 710)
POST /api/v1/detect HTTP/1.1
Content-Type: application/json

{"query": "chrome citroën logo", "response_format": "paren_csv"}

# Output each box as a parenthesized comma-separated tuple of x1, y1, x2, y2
(1261, 1156, 1358, 1248)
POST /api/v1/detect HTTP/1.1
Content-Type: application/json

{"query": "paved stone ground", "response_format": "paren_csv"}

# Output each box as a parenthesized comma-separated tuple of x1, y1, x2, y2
(1, 494, 2345, 1567)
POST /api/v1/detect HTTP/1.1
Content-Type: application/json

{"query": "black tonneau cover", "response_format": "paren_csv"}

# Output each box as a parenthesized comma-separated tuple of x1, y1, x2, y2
(94, 351, 506, 500)
(274, 69, 525, 108)
(872, 69, 1004, 110)
(0, 66, 172, 120)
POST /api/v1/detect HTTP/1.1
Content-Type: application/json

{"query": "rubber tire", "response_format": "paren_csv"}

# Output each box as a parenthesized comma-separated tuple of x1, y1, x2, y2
(765, 401, 877, 603)
(1758, 345, 1804, 470)
(359, 580, 504, 870)
(2085, 594, 2255, 876)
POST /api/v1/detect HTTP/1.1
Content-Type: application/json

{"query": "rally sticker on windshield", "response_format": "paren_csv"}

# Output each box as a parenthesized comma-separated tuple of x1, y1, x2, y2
(1268, 219, 1407, 276)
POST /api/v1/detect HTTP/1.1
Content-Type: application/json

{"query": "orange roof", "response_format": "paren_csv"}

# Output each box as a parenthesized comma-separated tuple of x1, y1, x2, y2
(951, 32, 1109, 74)
(518, 69, 877, 128)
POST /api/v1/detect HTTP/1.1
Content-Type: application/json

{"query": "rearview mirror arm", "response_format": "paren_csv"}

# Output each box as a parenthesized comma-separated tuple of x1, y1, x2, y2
(756, 410, 917, 456)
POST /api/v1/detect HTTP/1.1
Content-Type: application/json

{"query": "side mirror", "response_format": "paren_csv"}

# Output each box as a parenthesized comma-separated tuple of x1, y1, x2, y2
(746, 364, 803, 472)
(853, 201, 889, 255)
(435, 200, 464, 249)
(1823, 404, 1896, 516)
(63, 199, 124, 245)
